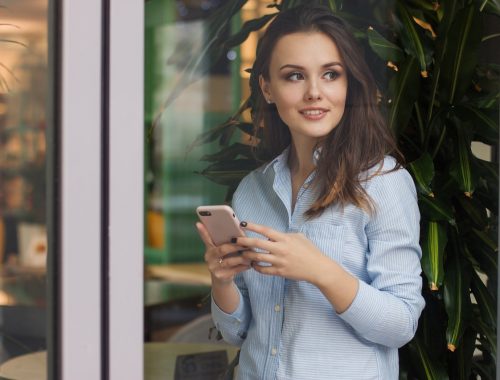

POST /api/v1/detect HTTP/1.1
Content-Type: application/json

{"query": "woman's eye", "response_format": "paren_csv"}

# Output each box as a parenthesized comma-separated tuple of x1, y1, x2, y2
(286, 72, 304, 81)
(324, 71, 339, 80)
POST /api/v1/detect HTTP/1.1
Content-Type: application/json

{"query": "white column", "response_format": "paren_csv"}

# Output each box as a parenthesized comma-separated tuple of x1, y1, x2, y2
(108, 0, 144, 379)
(60, 1, 102, 378)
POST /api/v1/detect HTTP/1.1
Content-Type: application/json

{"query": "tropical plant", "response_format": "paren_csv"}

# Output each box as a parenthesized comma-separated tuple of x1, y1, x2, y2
(157, 0, 499, 378)
(0, 7, 24, 92)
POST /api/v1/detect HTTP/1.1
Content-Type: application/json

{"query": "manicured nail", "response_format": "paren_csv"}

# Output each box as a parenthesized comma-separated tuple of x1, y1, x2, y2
(240, 221, 247, 227)
(230, 237, 238, 243)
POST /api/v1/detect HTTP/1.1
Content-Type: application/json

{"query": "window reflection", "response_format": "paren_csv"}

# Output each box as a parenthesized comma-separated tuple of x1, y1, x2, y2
(0, 0, 48, 366)
(144, 0, 227, 331)
(144, 0, 241, 348)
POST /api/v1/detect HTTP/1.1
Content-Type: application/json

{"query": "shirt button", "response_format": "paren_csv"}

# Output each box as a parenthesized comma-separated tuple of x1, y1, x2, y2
(271, 348, 278, 356)
(274, 305, 281, 312)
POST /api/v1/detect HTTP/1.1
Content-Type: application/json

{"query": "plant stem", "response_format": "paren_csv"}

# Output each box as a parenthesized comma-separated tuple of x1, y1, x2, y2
(479, 0, 488, 12)
(431, 124, 447, 159)
(482, 33, 500, 42)
(415, 101, 425, 146)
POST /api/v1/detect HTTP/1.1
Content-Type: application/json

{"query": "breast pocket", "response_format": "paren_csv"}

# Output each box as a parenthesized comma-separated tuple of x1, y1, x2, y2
(300, 222, 345, 264)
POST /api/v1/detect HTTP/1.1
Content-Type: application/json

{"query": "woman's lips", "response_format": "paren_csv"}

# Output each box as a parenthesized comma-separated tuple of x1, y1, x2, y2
(300, 108, 328, 120)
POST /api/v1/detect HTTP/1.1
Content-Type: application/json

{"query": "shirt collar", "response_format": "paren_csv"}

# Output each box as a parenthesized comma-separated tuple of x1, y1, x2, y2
(262, 146, 291, 174)
(262, 145, 322, 174)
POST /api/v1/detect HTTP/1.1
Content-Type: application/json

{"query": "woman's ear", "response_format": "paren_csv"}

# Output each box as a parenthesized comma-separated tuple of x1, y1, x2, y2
(259, 75, 272, 103)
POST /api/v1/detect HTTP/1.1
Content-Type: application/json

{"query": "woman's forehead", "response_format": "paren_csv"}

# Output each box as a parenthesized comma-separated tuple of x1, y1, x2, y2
(269, 32, 343, 68)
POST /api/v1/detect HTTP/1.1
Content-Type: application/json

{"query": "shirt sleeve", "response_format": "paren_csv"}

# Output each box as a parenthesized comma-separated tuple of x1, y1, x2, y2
(210, 181, 253, 346)
(211, 273, 251, 346)
(337, 167, 425, 348)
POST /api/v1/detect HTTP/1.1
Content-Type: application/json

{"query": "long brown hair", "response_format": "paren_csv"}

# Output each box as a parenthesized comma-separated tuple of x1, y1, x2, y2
(250, 5, 402, 216)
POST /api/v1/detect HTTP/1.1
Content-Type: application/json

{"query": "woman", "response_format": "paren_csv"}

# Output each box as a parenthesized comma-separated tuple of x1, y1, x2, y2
(196, 5, 425, 379)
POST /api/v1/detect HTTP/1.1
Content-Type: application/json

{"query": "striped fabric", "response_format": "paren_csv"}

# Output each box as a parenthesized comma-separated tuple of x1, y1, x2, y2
(211, 147, 425, 380)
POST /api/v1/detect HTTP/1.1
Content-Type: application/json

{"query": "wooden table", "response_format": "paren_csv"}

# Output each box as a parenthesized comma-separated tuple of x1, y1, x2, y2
(145, 263, 211, 287)
(0, 343, 239, 380)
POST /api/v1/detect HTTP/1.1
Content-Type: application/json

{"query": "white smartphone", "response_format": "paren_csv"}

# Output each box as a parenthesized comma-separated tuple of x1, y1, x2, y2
(196, 205, 245, 246)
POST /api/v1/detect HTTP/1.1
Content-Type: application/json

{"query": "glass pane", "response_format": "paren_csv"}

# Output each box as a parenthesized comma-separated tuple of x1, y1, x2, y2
(144, 0, 244, 378)
(0, 0, 49, 374)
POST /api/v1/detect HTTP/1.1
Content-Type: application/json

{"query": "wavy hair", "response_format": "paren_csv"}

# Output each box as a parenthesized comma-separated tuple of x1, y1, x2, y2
(250, 4, 402, 216)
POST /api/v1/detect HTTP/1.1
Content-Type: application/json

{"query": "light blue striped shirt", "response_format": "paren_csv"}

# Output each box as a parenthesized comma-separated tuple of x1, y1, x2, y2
(212, 147, 425, 379)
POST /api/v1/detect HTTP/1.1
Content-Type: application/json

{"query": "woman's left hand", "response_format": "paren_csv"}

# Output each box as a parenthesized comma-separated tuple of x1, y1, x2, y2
(236, 221, 332, 283)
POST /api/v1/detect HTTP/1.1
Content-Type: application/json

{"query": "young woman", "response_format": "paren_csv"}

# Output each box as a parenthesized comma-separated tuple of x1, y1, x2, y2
(196, 5, 425, 379)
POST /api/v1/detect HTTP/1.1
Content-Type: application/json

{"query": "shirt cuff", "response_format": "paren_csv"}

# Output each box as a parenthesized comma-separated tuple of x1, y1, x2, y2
(211, 289, 246, 327)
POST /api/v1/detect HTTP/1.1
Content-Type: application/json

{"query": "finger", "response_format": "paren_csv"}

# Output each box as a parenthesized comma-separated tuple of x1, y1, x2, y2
(196, 222, 215, 248)
(205, 246, 246, 267)
(218, 244, 247, 256)
(234, 236, 274, 252)
(242, 251, 275, 265)
(232, 264, 252, 274)
(251, 262, 275, 276)
(221, 254, 253, 267)
(240, 221, 284, 241)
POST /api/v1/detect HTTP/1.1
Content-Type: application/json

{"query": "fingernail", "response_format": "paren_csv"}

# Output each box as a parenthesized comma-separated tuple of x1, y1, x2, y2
(240, 221, 247, 227)
(231, 237, 238, 243)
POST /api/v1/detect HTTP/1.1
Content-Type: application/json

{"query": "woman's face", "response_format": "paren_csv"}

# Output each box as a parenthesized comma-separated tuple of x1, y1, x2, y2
(260, 31, 348, 147)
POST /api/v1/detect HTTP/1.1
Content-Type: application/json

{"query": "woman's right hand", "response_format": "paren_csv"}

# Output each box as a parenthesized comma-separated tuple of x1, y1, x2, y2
(196, 222, 252, 285)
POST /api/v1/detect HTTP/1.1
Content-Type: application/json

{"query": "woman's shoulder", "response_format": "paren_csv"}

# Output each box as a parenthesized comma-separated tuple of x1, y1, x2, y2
(369, 155, 399, 174)
(365, 155, 415, 194)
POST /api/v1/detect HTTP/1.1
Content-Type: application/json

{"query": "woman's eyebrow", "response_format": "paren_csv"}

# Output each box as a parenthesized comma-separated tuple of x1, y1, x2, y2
(279, 62, 344, 71)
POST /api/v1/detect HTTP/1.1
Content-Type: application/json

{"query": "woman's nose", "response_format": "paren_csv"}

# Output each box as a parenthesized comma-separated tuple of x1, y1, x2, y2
(304, 81, 322, 101)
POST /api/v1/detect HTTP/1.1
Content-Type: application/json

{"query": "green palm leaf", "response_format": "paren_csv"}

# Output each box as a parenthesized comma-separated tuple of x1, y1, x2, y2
(450, 327, 476, 379)
(479, 0, 500, 15)
(408, 337, 449, 379)
(199, 159, 258, 186)
(443, 237, 472, 352)
(439, 5, 481, 104)
(471, 228, 498, 252)
(224, 13, 278, 49)
(396, 2, 430, 76)
(471, 317, 497, 359)
(418, 195, 455, 224)
(455, 105, 498, 145)
(450, 126, 476, 197)
(470, 270, 496, 328)
(421, 221, 447, 290)
(456, 195, 488, 229)
(367, 26, 404, 62)
(387, 56, 420, 136)
(408, 153, 435, 196)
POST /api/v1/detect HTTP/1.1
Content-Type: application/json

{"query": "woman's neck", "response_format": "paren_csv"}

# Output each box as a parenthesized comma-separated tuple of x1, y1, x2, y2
(288, 140, 316, 178)
(288, 140, 317, 212)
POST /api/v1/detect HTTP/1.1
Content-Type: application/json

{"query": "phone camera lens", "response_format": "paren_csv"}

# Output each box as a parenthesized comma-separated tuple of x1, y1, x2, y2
(199, 211, 211, 216)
